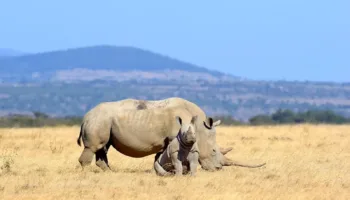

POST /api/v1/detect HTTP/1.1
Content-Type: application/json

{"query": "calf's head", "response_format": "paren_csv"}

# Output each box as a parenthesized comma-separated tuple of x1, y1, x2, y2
(176, 115, 198, 144)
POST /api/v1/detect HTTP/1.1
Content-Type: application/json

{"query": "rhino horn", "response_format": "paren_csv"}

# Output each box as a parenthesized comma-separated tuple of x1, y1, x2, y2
(219, 147, 233, 155)
(222, 157, 266, 168)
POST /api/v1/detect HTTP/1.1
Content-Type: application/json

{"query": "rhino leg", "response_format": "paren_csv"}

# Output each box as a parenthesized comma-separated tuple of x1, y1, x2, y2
(78, 147, 94, 168)
(188, 152, 199, 176)
(171, 152, 183, 176)
(95, 142, 111, 171)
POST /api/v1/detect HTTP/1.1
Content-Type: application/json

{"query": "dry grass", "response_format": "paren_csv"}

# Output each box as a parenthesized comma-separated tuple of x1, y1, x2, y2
(0, 125, 349, 200)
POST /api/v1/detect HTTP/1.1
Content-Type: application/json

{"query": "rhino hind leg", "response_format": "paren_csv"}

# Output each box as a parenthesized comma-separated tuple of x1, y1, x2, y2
(78, 147, 94, 168)
(95, 142, 111, 171)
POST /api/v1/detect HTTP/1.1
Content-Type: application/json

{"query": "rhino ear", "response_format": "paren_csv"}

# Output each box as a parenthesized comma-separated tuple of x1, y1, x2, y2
(191, 115, 198, 124)
(176, 116, 183, 126)
(213, 120, 221, 127)
(203, 117, 214, 129)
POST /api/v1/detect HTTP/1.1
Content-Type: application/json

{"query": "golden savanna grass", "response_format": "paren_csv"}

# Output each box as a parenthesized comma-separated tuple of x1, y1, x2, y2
(0, 125, 350, 199)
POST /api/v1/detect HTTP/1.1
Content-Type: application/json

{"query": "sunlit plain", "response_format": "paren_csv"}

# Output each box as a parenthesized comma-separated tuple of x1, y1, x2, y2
(0, 125, 349, 199)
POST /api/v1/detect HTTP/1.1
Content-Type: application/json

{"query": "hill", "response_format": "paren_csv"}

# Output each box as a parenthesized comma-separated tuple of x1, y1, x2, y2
(0, 45, 236, 83)
(0, 48, 27, 58)
(0, 45, 349, 120)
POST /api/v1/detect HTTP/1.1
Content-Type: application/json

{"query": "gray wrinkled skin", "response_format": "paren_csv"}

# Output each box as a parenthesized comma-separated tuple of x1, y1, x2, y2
(77, 97, 266, 171)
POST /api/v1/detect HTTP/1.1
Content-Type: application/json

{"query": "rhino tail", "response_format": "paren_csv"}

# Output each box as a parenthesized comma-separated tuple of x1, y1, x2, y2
(77, 123, 84, 146)
(154, 161, 172, 176)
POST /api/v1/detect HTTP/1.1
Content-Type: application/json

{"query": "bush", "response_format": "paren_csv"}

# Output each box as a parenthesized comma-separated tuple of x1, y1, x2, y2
(213, 115, 245, 126)
(249, 115, 275, 125)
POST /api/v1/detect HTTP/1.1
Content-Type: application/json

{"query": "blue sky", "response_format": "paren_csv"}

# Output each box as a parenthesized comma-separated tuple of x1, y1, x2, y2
(1, 0, 349, 82)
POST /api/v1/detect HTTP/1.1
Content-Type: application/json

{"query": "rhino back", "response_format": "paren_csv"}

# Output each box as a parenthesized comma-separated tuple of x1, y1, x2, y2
(143, 97, 206, 117)
(108, 107, 193, 157)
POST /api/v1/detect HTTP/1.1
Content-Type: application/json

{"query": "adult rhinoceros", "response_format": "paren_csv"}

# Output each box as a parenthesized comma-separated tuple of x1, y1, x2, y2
(76, 97, 265, 171)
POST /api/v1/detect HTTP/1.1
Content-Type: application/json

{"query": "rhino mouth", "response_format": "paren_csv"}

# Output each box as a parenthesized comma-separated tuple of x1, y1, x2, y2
(198, 158, 223, 171)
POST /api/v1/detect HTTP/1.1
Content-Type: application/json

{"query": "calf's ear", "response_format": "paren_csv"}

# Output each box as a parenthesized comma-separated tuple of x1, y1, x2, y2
(176, 116, 183, 126)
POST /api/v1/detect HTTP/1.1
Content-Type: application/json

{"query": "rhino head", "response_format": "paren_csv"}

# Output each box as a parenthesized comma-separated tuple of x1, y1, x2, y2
(197, 117, 266, 171)
(195, 117, 228, 171)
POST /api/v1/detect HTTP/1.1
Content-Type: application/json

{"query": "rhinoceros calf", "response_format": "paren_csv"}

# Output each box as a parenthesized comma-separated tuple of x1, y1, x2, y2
(154, 115, 199, 176)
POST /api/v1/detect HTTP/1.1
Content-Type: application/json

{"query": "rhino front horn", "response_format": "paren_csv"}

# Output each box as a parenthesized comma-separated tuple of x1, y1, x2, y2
(222, 157, 266, 168)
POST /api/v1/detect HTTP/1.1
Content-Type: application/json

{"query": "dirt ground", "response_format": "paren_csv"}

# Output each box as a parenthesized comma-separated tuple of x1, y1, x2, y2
(0, 125, 349, 199)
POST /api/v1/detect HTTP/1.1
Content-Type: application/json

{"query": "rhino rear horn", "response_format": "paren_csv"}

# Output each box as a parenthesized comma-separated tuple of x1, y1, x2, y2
(220, 147, 233, 155)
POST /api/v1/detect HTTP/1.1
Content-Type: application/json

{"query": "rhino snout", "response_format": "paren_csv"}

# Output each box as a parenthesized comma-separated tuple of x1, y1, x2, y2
(215, 164, 223, 170)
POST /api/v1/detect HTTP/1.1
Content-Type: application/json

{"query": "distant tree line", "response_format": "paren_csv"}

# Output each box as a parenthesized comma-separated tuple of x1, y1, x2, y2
(196, 109, 350, 126)
(248, 109, 350, 125)
(0, 112, 82, 128)
(0, 109, 349, 128)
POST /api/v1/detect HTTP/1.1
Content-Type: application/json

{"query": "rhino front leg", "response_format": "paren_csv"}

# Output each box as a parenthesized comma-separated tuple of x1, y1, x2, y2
(188, 152, 199, 176)
(171, 152, 183, 176)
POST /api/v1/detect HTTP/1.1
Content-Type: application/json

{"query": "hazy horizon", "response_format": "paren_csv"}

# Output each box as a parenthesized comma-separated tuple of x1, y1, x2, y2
(1, 0, 349, 82)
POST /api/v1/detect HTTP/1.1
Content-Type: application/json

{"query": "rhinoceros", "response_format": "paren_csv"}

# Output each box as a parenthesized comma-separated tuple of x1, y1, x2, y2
(76, 97, 266, 171)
